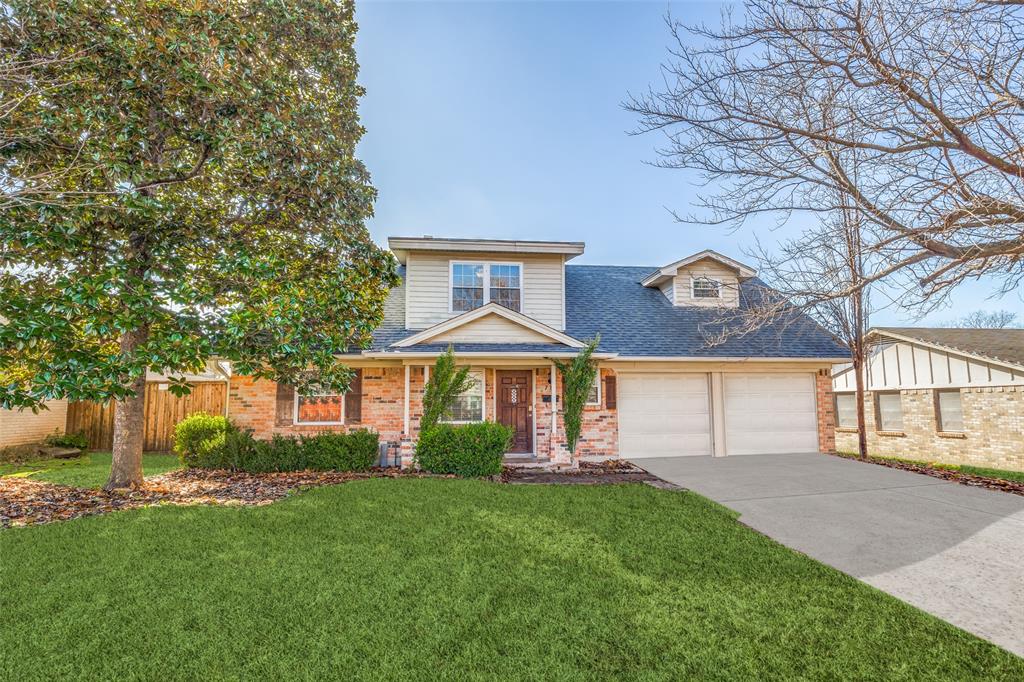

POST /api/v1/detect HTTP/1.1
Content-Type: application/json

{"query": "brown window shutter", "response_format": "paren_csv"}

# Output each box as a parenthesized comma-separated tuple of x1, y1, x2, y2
(604, 375, 616, 409)
(345, 369, 363, 424)
(275, 382, 295, 426)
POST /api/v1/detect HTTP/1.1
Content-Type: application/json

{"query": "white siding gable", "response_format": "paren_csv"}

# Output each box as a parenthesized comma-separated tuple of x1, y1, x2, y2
(833, 340, 1024, 391)
(672, 259, 740, 308)
(430, 312, 560, 344)
(405, 250, 564, 330)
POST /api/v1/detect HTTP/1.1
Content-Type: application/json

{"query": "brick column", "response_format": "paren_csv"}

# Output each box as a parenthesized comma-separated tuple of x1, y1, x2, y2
(815, 370, 836, 453)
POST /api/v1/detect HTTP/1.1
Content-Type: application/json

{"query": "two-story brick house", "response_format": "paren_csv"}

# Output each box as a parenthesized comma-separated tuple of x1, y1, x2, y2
(228, 236, 848, 465)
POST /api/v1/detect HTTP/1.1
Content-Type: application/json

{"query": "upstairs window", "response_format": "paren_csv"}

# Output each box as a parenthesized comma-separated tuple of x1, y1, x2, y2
(935, 389, 964, 432)
(691, 276, 721, 299)
(874, 391, 903, 432)
(450, 261, 522, 313)
(451, 263, 485, 312)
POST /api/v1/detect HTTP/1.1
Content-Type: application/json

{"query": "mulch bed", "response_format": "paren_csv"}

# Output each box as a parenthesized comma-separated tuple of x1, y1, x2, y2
(502, 459, 680, 488)
(0, 468, 424, 528)
(832, 453, 1024, 497)
(2, 460, 683, 529)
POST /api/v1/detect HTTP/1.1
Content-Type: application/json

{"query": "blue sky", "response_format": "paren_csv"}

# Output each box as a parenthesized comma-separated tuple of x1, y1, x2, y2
(355, 1, 1022, 326)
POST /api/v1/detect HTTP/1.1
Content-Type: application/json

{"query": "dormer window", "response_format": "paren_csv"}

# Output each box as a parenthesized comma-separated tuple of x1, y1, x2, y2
(691, 276, 721, 299)
(451, 261, 522, 313)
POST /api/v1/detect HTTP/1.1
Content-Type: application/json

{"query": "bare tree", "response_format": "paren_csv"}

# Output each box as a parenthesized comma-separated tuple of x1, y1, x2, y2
(941, 309, 1020, 328)
(628, 0, 1024, 308)
(707, 182, 876, 457)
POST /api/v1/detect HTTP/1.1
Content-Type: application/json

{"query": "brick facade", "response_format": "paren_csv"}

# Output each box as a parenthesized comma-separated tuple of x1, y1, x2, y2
(0, 399, 67, 448)
(229, 365, 621, 466)
(815, 371, 836, 454)
(834, 386, 1024, 471)
(230, 365, 835, 467)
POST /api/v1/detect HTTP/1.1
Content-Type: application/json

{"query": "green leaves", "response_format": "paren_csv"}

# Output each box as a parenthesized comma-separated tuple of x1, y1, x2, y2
(420, 346, 474, 435)
(554, 338, 600, 457)
(0, 0, 396, 409)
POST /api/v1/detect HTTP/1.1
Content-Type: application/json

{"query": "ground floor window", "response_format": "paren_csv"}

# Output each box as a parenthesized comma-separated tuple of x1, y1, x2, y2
(835, 393, 857, 428)
(586, 374, 601, 405)
(295, 385, 344, 425)
(874, 391, 903, 432)
(449, 371, 485, 423)
(934, 389, 964, 432)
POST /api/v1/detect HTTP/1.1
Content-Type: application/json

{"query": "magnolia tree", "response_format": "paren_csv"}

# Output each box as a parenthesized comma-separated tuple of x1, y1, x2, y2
(0, 0, 397, 489)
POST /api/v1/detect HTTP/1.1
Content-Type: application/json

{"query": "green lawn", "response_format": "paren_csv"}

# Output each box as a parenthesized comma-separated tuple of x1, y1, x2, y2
(953, 464, 1024, 484)
(1, 480, 1020, 680)
(0, 451, 181, 489)
(838, 452, 1024, 484)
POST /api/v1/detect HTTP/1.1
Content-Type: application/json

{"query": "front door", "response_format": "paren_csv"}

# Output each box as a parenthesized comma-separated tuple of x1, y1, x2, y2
(496, 370, 533, 453)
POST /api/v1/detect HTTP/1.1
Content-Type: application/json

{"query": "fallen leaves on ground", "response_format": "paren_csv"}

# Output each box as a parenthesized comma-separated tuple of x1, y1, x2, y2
(834, 453, 1024, 496)
(0, 468, 432, 528)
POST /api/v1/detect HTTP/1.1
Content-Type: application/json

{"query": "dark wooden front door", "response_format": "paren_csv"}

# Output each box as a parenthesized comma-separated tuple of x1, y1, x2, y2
(496, 370, 533, 453)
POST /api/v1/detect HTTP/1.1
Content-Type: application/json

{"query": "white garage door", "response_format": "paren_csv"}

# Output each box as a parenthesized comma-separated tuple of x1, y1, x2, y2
(618, 373, 711, 458)
(724, 373, 818, 455)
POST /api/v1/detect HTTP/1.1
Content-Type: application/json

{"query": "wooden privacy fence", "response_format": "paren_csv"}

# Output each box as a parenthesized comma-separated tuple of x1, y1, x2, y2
(66, 382, 227, 452)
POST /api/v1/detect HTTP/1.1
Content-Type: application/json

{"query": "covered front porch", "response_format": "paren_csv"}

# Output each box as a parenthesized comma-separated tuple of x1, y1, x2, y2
(366, 351, 617, 467)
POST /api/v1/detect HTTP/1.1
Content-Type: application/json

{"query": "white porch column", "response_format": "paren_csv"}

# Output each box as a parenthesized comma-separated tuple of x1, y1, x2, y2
(403, 364, 411, 437)
(550, 361, 558, 454)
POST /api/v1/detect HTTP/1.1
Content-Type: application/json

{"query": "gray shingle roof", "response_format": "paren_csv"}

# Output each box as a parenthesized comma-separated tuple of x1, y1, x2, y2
(565, 265, 847, 358)
(874, 327, 1024, 368)
(368, 264, 848, 359)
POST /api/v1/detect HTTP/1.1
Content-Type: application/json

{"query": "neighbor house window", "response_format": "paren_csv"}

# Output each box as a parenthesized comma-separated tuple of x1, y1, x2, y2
(691, 276, 721, 299)
(935, 389, 964, 432)
(586, 374, 601, 406)
(295, 385, 344, 425)
(448, 371, 484, 423)
(874, 392, 903, 432)
(835, 393, 857, 428)
(450, 261, 522, 313)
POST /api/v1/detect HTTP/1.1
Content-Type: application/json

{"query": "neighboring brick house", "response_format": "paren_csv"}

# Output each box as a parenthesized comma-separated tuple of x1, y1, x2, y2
(832, 327, 1024, 472)
(0, 400, 67, 449)
(229, 236, 848, 466)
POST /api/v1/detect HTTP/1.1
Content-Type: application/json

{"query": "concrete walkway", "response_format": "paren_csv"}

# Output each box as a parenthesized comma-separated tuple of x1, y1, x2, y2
(633, 453, 1024, 656)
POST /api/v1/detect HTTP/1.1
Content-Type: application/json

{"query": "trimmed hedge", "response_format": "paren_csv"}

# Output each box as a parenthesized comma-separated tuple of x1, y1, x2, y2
(415, 422, 512, 478)
(173, 413, 229, 468)
(173, 414, 378, 473)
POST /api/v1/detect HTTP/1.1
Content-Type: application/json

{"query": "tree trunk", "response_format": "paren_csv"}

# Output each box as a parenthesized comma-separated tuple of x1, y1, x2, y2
(104, 326, 150, 491)
(853, 354, 868, 459)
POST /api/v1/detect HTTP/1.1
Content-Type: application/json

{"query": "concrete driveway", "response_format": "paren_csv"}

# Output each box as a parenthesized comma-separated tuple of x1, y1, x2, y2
(633, 453, 1024, 656)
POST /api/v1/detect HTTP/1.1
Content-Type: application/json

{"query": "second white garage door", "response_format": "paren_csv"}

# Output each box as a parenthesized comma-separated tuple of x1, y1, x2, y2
(618, 373, 711, 458)
(723, 373, 818, 455)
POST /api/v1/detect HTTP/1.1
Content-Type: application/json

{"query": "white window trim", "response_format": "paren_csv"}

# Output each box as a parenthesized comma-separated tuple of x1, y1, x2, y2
(586, 373, 601, 406)
(294, 390, 345, 426)
(444, 369, 486, 424)
(874, 391, 903, 432)
(449, 260, 524, 313)
(691, 275, 722, 299)
(835, 393, 857, 428)
(934, 389, 964, 433)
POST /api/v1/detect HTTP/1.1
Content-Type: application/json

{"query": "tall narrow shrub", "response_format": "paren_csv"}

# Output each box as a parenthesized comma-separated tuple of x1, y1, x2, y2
(554, 338, 600, 457)
(420, 346, 475, 434)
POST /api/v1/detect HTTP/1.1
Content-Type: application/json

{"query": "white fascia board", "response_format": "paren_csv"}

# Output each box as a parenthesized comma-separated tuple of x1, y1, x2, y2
(365, 351, 618, 360)
(613, 355, 849, 363)
(388, 236, 585, 264)
(640, 249, 757, 288)
(391, 302, 586, 348)
(868, 329, 1024, 373)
